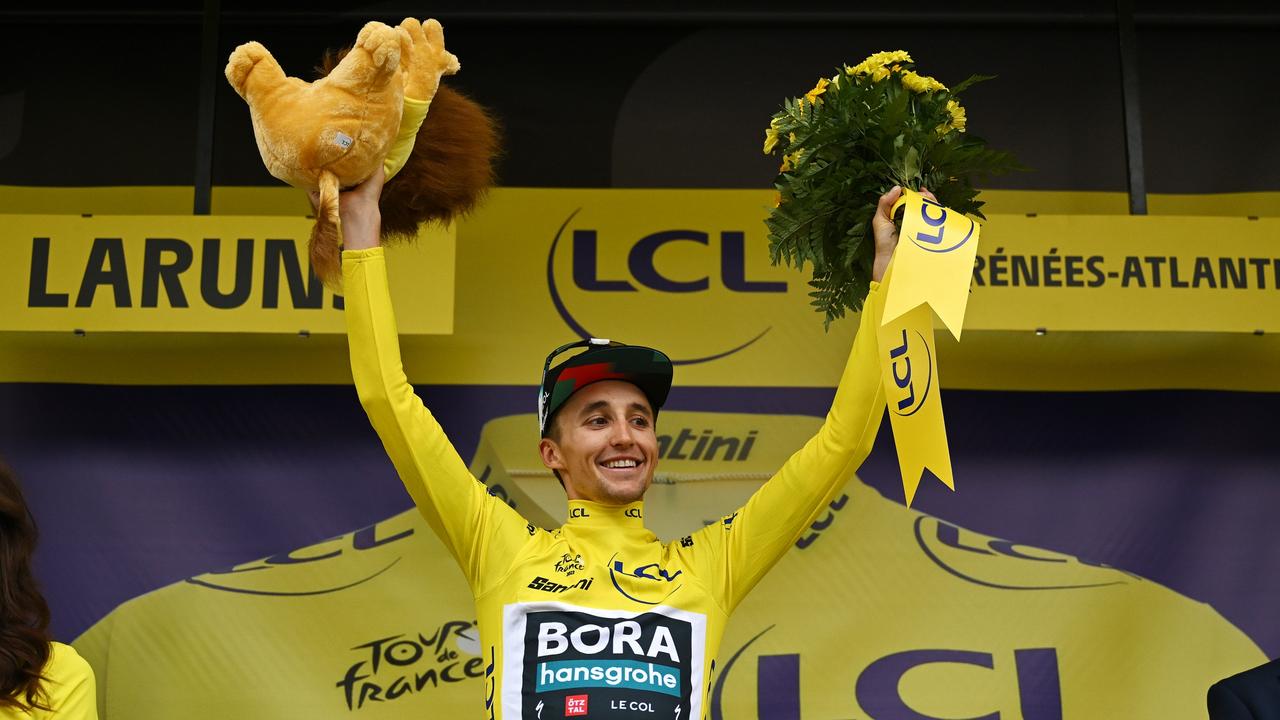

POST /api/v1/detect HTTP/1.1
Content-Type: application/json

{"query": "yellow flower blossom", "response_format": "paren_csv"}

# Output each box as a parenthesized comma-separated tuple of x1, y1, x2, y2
(869, 50, 912, 66)
(900, 71, 928, 93)
(804, 77, 831, 105)
(935, 100, 968, 135)
(846, 51, 913, 80)
(763, 127, 779, 154)
(900, 70, 947, 94)
(947, 99, 967, 132)
(780, 149, 804, 172)
(861, 50, 912, 72)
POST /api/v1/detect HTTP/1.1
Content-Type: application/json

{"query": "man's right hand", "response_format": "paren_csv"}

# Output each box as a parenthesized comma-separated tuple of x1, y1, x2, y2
(310, 166, 386, 251)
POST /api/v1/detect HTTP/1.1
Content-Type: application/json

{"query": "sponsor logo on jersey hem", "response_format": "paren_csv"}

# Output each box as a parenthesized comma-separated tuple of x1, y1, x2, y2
(565, 694, 589, 716)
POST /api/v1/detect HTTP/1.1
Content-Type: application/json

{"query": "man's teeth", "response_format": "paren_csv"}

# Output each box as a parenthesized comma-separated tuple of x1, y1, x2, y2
(603, 459, 638, 469)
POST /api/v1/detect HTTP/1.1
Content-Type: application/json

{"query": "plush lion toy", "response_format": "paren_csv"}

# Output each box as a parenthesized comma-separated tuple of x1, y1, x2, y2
(225, 18, 497, 285)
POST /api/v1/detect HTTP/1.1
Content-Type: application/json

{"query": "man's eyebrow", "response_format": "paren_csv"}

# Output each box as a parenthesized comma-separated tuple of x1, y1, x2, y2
(577, 400, 611, 416)
(576, 400, 654, 418)
(628, 402, 654, 418)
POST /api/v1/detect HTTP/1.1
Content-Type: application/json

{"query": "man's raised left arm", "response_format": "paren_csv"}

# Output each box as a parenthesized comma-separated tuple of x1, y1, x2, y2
(686, 186, 926, 611)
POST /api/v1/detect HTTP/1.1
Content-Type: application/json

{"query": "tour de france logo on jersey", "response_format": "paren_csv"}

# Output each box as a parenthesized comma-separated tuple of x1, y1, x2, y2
(502, 602, 707, 719)
(555, 553, 585, 577)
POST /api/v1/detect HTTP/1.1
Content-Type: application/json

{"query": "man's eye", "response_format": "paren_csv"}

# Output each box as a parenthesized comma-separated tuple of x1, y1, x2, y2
(631, 417, 650, 428)
(587, 417, 608, 426)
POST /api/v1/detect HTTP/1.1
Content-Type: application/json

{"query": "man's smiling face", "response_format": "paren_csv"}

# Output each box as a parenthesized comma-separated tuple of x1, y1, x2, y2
(538, 380, 658, 505)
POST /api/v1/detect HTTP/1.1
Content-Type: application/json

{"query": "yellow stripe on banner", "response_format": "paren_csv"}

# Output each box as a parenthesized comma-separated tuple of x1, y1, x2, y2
(211, 186, 312, 216)
(977, 190, 1132, 216)
(0, 185, 308, 216)
(977, 190, 1280, 217)
(0, 185, 195, 215)
(1148, 192, 1280, 218)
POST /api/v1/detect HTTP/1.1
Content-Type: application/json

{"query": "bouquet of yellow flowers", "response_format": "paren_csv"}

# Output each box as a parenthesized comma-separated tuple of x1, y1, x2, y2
(764, 50, 1020, 326)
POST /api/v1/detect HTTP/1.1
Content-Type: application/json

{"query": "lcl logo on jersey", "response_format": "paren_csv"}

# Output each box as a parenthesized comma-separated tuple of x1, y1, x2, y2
(547, 208, 787, 365)
(608, 554, 683, 605)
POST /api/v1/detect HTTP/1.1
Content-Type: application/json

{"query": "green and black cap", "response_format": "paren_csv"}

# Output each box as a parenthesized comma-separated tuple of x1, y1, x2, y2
(538, 338, 673, 436)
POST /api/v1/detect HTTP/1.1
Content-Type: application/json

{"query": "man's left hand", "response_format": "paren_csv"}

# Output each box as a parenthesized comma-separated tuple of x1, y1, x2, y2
(871, 185, 937, 283)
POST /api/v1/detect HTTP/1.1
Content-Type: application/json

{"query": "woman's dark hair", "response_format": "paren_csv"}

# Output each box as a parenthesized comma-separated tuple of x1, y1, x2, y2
(0, 462, 52, 712)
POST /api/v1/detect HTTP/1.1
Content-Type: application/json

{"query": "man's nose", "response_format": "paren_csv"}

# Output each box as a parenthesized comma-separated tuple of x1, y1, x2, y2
(610, 420, 635, 446)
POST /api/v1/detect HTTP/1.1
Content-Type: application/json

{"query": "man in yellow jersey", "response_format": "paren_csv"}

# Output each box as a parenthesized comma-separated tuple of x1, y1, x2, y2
(337, 165, 917, 719)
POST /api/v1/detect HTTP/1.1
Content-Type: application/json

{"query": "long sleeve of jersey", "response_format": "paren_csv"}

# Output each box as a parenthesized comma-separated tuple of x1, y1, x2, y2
(342, 247, 531, 595)
(687, 281, 888, 612)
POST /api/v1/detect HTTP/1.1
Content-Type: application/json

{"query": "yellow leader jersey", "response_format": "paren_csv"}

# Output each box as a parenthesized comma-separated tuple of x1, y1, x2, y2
(342, 247, 886, 719)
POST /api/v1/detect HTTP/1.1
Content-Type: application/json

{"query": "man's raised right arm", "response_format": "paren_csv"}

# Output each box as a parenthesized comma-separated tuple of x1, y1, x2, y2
(338, 168, 528, 591)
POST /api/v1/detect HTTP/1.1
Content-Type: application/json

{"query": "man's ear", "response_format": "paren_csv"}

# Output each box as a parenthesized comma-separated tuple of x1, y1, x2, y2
(538, 437, 565, 472)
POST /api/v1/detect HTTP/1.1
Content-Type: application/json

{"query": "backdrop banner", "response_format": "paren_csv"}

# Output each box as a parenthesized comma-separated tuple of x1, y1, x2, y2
(5, 386, 1264, 717)
(31, 403, 1264, 719)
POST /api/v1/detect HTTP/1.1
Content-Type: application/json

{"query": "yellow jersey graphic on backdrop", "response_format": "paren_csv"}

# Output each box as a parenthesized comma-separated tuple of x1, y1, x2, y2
(75, 412, 1262, 719)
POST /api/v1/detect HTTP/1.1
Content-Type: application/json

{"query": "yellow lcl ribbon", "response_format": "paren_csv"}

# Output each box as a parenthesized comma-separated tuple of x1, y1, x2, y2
(876, 188, 981, 505)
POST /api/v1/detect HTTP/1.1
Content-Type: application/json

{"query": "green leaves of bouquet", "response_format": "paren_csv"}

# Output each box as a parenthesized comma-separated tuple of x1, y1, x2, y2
(764, 50, 1021, 327)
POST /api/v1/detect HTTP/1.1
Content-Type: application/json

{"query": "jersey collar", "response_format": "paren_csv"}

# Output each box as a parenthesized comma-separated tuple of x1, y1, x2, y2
(565, 499, 646, 529)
